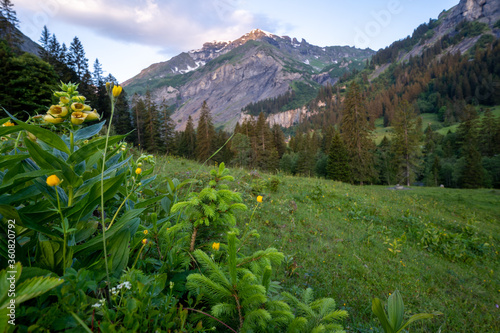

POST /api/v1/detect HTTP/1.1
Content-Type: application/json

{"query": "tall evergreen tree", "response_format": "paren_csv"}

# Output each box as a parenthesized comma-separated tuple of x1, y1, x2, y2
(391, 100, 422, 186)
(131, 93, 146, 148)
(196, 101, 216, 162)
(340, 82, 376, 184)
(179, 115, 196, 159)
(0, 0, 21, 49)
(326, 131, 350, 182)
(160, 100, 176, 155)
(143, 91, 162, 152)
(39, 26, 51, 61)
(68, 37, 89, 80)
(457, 105, 484, 188)
(113, 89, 134, 139)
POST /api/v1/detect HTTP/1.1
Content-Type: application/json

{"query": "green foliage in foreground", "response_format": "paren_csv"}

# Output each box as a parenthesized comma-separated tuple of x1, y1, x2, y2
(158, 155, 500, 332)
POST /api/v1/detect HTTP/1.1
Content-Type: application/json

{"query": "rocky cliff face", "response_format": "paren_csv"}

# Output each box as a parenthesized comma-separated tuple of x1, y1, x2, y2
(122, 29, 374, 131)
(399, 0, 500, 62)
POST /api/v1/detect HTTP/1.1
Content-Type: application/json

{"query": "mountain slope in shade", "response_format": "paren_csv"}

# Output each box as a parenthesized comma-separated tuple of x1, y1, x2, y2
(122, 29, 374, 130)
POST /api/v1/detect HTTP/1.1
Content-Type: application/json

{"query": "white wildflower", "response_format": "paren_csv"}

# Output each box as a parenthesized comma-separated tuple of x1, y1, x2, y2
(117, 281, 132, 290)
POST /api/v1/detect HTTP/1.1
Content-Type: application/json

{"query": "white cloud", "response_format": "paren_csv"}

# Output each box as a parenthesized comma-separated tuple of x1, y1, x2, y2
(15, 0, 273, 53)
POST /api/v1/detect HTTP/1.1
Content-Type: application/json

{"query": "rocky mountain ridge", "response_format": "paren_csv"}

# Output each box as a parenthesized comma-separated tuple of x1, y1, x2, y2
(122, 29, 374, 130)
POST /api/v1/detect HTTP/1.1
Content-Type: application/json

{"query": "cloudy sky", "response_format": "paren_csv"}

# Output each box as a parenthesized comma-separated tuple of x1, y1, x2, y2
(15, 0, 459, 82)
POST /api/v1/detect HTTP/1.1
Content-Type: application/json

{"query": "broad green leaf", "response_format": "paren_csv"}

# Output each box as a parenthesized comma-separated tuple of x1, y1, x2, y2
(395, 313, 442, 333)
(73, 120, 105, 141)
(2, 205, 60, 238)
(66, 173, 126, 221)
(387, 290, 404, 331)
(372, 298, 394, 333)
(0, 169, 53, 194)
(0, 125, 21, 137)
(37, 239, 60, 271)
(0, 154, 29, 169)
(73, 156, 131, 198)
(24, 139, 82, 188)
(108, 229, 131, 276)
(134, 194, 166, 209)
(67, 134, 126, 165)
(11, 276, 64, 307)
(73, 208, 144, 254)
(13, 120, 70, 155)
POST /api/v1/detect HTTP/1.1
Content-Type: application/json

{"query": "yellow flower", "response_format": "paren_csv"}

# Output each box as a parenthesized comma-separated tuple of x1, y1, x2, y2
(71, 111, 88, 125)
(257, 196, 263, 203)
(135, 168, 142, 175)
(48, 105, 68, 117)
(212, 242, 220, 251)
(142, 239, 148, 245)
(71, 102, 85, 112)
(44, 114, 65, 124)
(112, 85, 123, 98)
(84, 109, 100, 121)
(59, 96, 70, 104)
(2, 121, 14, 127)
(143, 230, 148, 235)
(46, 175, 61, 187)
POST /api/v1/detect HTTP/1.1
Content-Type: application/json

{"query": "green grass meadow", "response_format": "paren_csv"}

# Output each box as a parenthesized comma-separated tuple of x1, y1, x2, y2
(155, 155, 500, 332)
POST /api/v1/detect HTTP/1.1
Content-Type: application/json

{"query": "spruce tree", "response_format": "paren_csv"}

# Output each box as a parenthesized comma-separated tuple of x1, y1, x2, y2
(196, 101, 216, 162)
(131, 93, 146, 148)
(179, 115, 197, 159)
(340, 82, 376, 184)
(0, 0, 20, 49)
(143, 91, 162, 152)
(391, 100, 422, 186)
(457, 105, 484, 188)
(326, 131, 350, 182)
(160, 100, 176, 155)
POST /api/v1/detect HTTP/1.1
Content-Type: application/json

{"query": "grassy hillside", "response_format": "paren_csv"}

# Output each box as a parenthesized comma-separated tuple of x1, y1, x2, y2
(154, 155, 500, 332)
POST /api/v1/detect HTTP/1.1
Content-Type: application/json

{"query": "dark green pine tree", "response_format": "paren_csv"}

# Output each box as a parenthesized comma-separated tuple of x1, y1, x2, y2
(340, 81, 376, 184)
(213, 130, 234, 165)
(196, 101, 216, 162)
(391, 100, 422, 186)
(271, 124, 287, 158)
(159, 100, 176, 155)
(113, 89, 134, 139)
(68, 37, 88, 80)
(143, 91, 162, 153)
(178, 115, 196, 159)
(131, 93, 146, 148)
(254, 112, 279, 171)
(0, 0, 21, 50)
(375, 136, 396, 185)
(457, 105, 484, 188)
(478, 108, 500, 157)
(231, 133, 252, 167)
(326, 131, 350, 182)
(0, 41, 58, 119)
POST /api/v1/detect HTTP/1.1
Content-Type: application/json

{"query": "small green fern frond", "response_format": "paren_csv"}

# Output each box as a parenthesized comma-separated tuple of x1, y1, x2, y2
(267, 300, 292, 310)
(303, 287, 314, 305)
(311, 298, 336, 317)
(192, 250, 230, 288)
(242, 309, 272, 331)
(170, 201, 189, 213)
(311, 324, 326, 333)
(321, 309, 349, 323)
(229, 202, 247, 211)
(286, 317, 308, 333)
(186, 274, 232, 302)
(211, 302, 237, 318)
(323, 323, 346, 333)
(241, 293, 267, 309)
